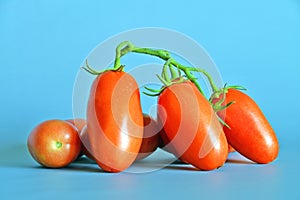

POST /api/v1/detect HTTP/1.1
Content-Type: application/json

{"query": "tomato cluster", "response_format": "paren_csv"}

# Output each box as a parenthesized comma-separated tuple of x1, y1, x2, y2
(27, 114, 159, 169)
(27, 41, 279, 171)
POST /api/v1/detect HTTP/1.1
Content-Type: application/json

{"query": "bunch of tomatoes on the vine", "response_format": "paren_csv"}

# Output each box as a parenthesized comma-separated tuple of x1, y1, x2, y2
(27, 41, 279, 172)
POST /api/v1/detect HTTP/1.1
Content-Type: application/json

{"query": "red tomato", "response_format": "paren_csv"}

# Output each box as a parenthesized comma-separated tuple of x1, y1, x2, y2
(228, 144, 235, 153)
(79, 126, 95, 161)
(66, 119, 92, 159)
(158, 127, 179, 156)
(87, 70, 143, 172)
(212, 89, 279, 164)
(27, 120, 82, 168)
(135, 114, 160, 160)
(158, 81, 228, 170)
(66, 118, 86, 158)
(66, 118, 86, 133)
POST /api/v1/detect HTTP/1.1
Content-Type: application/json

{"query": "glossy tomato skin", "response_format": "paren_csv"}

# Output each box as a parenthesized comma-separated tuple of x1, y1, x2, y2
(158, 126, 179, 156)
(66, 119, 97, 161)
(79, 126, 95, 160)
(135, 114, 160, 160)
(158, 81, 228, 170)
(87, 70, 143, 172)
(27, 120, 82, 168)
(212, 89, 279, 164)
(66, 118, 86, 158)
(66, 118, 86, 133)
(228, 144, 235, 153)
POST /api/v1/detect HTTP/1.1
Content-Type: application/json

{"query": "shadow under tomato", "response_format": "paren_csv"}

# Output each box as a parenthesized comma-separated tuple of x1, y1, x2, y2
(32, 163, 105, 173)
(73, 156, 96, 164)
(226, 152, 255, 164)
(226, 159, 255, 165)
(164, 165, 199, 171)
(0, 143, 109, 173)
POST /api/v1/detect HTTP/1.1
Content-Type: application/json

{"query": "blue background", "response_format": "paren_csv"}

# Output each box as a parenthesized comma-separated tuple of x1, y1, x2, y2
(1, 0, 299, 199)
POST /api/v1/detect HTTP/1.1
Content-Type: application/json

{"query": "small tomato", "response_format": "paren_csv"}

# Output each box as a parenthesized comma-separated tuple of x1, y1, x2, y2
(27, 120, 82, 168)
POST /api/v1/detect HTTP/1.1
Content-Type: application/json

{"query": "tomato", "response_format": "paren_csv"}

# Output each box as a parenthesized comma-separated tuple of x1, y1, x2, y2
(212, 89, 279, 164)
(66, 118, 86, 158)
(66, 118, 86, 133)
(157, 126, 179, 156)
(87, 70, 143, 172)
(228, 144, 235, 153)
(65, 119, 97, 161)
(135, 114, 160, 160)
(27, 120, 82, 168)
(79, 126, 95, 160)
(158, 81, 228, 170)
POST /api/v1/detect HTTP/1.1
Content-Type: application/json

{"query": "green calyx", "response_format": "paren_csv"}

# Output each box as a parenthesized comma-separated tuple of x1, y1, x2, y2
(81, 60, 102, 75)
(210, 84, 246, 113)
(81, 40, 252, 130)
(82, 41, 246, 112)
(209, 84, 246, 128)
(55, 141, 62, 149)
(81, 60, 124, 75)
(143, 59, 187, 96)
(82, 41, 218, 96)
(82, 41, 132, 75)
(112, 41, 206, 95)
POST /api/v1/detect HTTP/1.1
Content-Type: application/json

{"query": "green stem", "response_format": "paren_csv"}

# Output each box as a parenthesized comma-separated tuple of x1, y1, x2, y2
(169, 64, 178, 80)
(114, 41, 133, 69)
(162, 59, 172, 82)
(186, 67, 219, 92)
(132, 48, 171, 60)
(171, 62, 204, 94)
(156, 74, 170, 86)
(116, 41, 222, 95)
(132, 47, 205, 94)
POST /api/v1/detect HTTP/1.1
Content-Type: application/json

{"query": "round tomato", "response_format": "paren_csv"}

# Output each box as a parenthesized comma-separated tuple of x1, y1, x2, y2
(66, 118, 86, 158)
(66, 118, 86, 133)
(27, 119, 82, 168)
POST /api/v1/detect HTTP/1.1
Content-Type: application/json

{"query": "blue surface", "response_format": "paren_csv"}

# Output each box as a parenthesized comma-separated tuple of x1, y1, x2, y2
(1, 0, 300, 199)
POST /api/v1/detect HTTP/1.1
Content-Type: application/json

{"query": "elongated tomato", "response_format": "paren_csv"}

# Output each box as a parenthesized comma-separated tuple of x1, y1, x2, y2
(212, 89, 279, 164)
(158, 81, 228, 170)
(87, 70, 143, 172)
